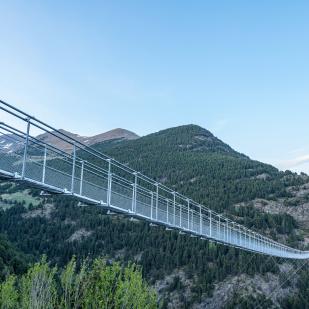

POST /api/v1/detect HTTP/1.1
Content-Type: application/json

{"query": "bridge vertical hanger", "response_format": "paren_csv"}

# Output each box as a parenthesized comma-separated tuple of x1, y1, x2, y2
(21, 117, 31, 178)
(107, 159, 112, 206)
(80, 160, 84, 196)
(42, 145, 47, 184)
(71, 143, 76, 193)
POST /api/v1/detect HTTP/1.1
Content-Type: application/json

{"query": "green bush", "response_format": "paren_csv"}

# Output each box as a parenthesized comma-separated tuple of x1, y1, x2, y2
(0, 256, 157, 309)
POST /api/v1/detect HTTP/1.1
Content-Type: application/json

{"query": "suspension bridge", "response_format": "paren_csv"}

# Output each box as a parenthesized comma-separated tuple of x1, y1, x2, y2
(0, 100, 308, 260)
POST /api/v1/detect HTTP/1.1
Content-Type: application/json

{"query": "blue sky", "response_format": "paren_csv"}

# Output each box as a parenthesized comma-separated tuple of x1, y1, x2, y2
(0, 1, 308, 173)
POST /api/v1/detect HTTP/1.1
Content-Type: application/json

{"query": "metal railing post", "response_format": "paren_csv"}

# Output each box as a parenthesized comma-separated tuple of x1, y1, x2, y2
(252, 233, 254, 249)
(179, 197, 183, 227)
(132, 172, 137, 213)
(173, 192, 176, 226)
(166, 199, 169, 223)
(238, 225, 241, 247)
(199, 205, 202, 235)
(155, 183, 159, 220)
(187, 199, 190, 230)
(71, 144, 76, 193)
(218, 215, 221, 240)
(42, 145, 47, 184)
(209, 210, 212, 238)
(79, 160, 84, 196)
(21, 118, 31, 178)
(244, 229, 247, 248)
(227, 222, 232, 243)
(107, 159, 112, 205)
(150, 192, 154, 220)
(231, 222, 236, 245)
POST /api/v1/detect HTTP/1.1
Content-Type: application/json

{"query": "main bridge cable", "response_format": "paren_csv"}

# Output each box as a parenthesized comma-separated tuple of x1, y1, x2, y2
(1, 99, 309, 260)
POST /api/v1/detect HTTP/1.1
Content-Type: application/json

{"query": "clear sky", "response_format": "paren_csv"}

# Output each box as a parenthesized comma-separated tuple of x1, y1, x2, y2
(0, 1, 308, 174)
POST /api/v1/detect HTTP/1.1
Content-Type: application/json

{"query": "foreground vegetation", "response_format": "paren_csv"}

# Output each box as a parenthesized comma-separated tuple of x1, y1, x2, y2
(0, 256, 157, 309)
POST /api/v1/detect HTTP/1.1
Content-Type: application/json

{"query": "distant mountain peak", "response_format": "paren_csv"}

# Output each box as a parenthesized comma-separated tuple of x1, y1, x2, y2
(0, 128, 139, 154)
(88, 128, 139, 145)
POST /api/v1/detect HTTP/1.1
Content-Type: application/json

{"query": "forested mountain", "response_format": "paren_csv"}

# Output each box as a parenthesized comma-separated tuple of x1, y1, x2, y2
(0, 234, 30, 281)
(0, 124, 308, 308)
